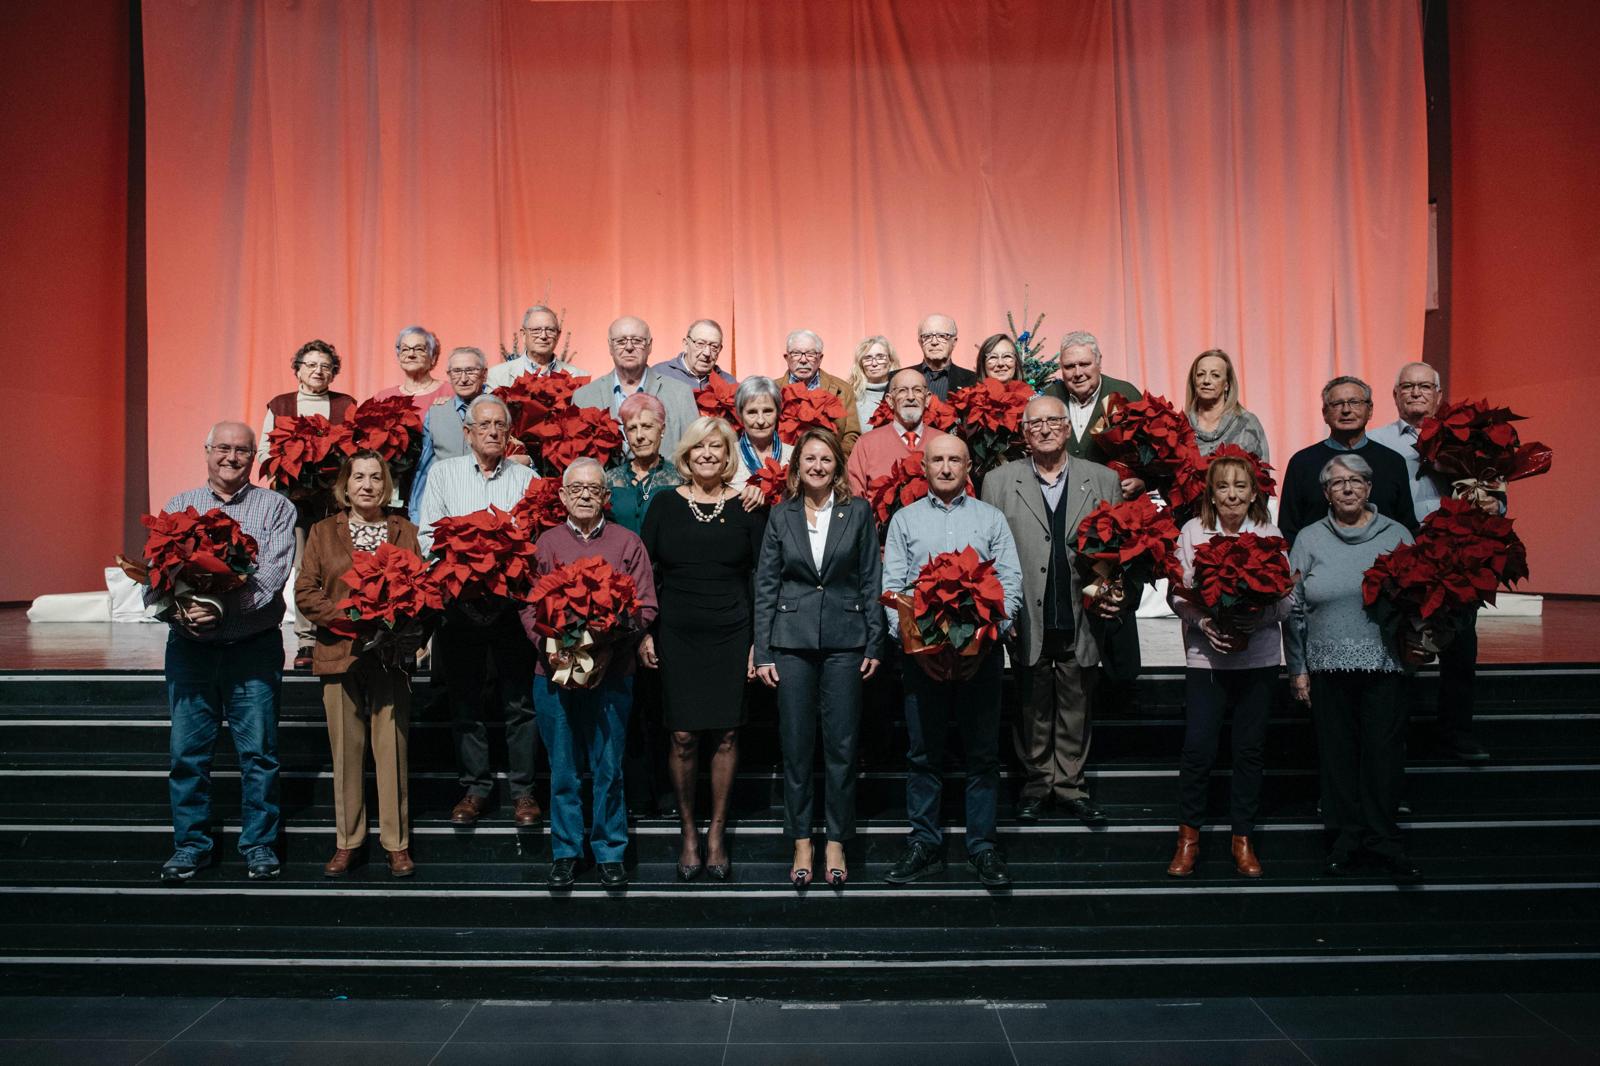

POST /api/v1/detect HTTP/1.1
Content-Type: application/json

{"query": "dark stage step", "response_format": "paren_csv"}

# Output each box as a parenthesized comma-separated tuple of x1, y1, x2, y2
(0, 665, 1596, 998)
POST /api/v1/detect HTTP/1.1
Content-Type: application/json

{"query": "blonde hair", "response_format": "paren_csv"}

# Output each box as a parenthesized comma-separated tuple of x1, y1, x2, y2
(848, 335, 899, 398)
(672, 416, 740, 484)
(1185, 349, 1243, 421)
(332, 451, 395, 510)
(1197, 456, 1270, 530)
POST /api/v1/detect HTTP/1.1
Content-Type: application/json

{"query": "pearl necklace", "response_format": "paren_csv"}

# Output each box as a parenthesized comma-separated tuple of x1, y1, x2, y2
(688, 487, 728, 523)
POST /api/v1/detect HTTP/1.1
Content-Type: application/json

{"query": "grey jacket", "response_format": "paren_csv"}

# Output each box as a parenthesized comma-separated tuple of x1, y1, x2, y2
(572, 368, 700, 459)
(753, 496, 884, 664)
(981, 455, 1123, 669)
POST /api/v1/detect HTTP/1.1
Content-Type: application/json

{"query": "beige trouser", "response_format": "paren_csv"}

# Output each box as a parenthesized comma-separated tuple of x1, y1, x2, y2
(322, 658, 411, 851)
(1015, 628, 1098, 803)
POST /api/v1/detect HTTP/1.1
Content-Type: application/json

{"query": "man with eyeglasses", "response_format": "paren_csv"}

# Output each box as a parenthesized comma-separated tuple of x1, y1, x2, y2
(417, 394, 543, 829)
(1279, 375, 1417, 546)
(409, 347, 532, 524)
(157, 421, 297, 884)
(983, 396, 1126, 826)
(488, 305, 579, 389)
(573, 316, 699, 460)
(1370, 362, 1501, 764)
(845, 367, 952, 496)
(655, 318, 737, 391)
(910, 313, 976, 400)
(779, 328, 861, 454)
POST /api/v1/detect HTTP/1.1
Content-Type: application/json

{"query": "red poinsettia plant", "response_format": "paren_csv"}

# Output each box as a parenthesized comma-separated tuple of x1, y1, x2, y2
(695, 375, 740, 425)
(1416, 399, 1553, 508)
(330, 542, 444, 662)
(426, 506, 541, 604)
(865, 451, 930, 529)
(1074, 496, 1182, 609)
(115, 507, 260, 618)
(947, 378, 1034, 474)
(338, 395, 425, 476)
(510, 477, 568, 537)
(880, 545, 1009, 665)
(747, 458, 789, 508)
(260, 413, 351, 497)
(868, 394, 957, 431)
(777, 382, 848, 444)
(526, 556, 641, 688)
(527, 404, 625, 473)
(1093, 392, 1202, 495)
(1172, 531, 1294, 632)
(494, 372, 590, 469)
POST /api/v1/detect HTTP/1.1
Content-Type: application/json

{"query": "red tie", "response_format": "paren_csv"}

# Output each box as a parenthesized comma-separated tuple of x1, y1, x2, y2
(903, 430, 919, 449)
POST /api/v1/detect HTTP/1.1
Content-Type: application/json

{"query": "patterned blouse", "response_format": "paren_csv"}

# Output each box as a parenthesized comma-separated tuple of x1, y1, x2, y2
(348, 517, 390, 553)
(605, 459, 683, 536)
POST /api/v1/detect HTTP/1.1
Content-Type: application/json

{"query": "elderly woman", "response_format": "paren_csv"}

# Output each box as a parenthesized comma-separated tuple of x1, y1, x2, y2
(260, 340, 358, 669)
(849, 335, 899, 428)
(370, 325, 449, 412)
(640, 416, 767, 881)
(754, 428, 883, 889)
(1185, 349, 1270, 459)
(606, 392, 683, 535)
(731, 375, 789, 497)
(293, 451, 423, 879)
(974, 333, 1020, 383)
(1286, 453, 1421, 884)
(1166, 455, 1292, 879)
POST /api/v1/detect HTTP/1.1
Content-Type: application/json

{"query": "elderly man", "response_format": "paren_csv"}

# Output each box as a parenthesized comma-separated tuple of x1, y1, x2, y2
(882, 435, 1023, 888)
(157, 421, 297, 884)
(1370, 362, 1499, 764)
(417, 394, 543, 828)
(572, 315, 699, 459)
(1279, 376, 1418, 546)
(909, 313, 976, 400)
(521, 458, 658, 890)
(655, 318, 737, 391)
(1041, 331, 1144, 500)
(845, 367, 951, 496)
(487, 305, 579, 388)
(983, 396, 1126, 826)
(780, 328, 861, 453)
(410, 347, 534, 524)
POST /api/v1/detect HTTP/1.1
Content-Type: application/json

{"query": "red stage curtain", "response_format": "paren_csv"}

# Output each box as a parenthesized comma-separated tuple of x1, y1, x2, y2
(142, 0, 1426, 514)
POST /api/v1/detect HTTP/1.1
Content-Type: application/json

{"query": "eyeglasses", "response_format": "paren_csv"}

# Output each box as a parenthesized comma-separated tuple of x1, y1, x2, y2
(687, 338, 723, 353)
(470, 419, 509, 432)
(1023, 416, 1067, 431)
(1326, 477, 1370, 492)
(522, 325, 560, 336)
(398, 344, 431, 356)
(1396, 382, 1438, 393)
(297, 361, 334, 373)
(860, 352, 890, 363)
(207, 444, 253, 457)
(446, 367, 484, 378)
(786, 349, 821, 360)
(919, 332, 956, 344)
(1325, 398, 1371, 410)
(562, 484, 606, 499)
(890, 386, 928, 398)
(610, 336, 650, 350)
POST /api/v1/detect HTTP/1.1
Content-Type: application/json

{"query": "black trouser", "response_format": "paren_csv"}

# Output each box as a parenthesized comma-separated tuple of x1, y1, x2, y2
(623, 666, 670, 810)
(1311, 671, 1406, 861)
(1177, 666, 1274, 834)
(1435, 609, 1480, 742)
(775, 648, 863, 841)
(438, 607, 539, 799)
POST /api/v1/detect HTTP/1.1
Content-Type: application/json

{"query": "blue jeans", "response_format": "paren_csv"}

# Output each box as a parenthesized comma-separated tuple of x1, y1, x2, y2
(902, 648, 1002, 856)
(166, 627, 283, 857)
(534, 672, 633, 862)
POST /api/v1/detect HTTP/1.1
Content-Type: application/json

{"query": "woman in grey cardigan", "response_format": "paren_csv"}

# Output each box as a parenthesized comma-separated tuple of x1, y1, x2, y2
(754, 428, 884, 890)
(1286, 453, 1421, 883)
(1185, 349, 1270, 460)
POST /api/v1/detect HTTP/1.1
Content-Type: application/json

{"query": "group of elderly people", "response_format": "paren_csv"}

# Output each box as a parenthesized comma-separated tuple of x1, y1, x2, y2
(155, 309, 1495, 893)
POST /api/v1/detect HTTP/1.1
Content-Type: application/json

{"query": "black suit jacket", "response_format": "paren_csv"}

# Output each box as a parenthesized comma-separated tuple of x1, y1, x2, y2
(753, 495, 884, 663)
(911, 360, 977, 399)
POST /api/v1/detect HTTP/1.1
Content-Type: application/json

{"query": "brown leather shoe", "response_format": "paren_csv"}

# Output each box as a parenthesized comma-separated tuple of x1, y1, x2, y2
(323, 847, 358, 878)
(1166, 825, 1200, 877)
(385, 848, 416, 878)
(450, 793, 487, 826)
(513, 795, 543, 827)
(1231, 834, 1262, 878)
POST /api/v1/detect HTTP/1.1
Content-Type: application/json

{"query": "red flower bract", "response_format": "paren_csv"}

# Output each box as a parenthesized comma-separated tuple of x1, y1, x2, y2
(260, 413, 350, 493)
(1094, 392, 1201, 493)
(1416, 399, 1553, 490)
(696, 376, 740, 425)
(426, 506, 540, 603)
(1074, 496, 1182, 603)
(339, 395, 424, 472)
(868, 394, 955, 431)
(879, 546, 1008, 654)
(335, 542, 444, 633)
(747, 458, 788, 508)
(528, 405, 625, 473)
(510, 477, 568, 537)
(1174, 531, 1293, 624)
(1169, 443, 1277, 515)
(777, 382, 847, 444)
(124, 507, 259, 597)
(865, 451, 930, 527)
(527, 556, 639, 647)
(947, 378, 1033, 473)
(495, 373, 587, 441)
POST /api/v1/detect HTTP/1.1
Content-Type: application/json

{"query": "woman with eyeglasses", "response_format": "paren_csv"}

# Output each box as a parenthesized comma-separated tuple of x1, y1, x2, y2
(260, 340, 357, 669)
(848, 336, 900, 429)
(974, 334, 1020, 384)
(1285, 453, 1423, 885)
(370, 325, 449, 412)
(1184, 349, 1270, 460)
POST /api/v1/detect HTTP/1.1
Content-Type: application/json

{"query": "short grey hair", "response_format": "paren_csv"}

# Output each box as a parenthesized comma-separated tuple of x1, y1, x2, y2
(521, 304, 558, 327)
(687, 318, 723, 338)
(1393, 361, 1440, 388)
(735, 375, 782, 414)
(1319, 453, 1374, 486)
(449, 346, 488, 368)
(467, 394, 510, 424)
(395, 325, 439, 358)
(785, 328, 823, 353)
(1321, 375, 1373, 405)
(1058, 330, 1102, 359)
(562, 457, 606, 485)
(203, 421, 254, 449)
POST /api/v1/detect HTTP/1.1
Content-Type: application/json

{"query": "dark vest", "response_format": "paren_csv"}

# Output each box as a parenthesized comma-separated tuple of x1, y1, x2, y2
(1040, 481, 1076, 637)
(268, 391, 356, 422)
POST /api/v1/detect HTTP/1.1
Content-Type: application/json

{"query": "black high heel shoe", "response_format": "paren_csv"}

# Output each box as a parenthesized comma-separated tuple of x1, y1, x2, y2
(676, 837, 704, 882)
(828, 867, 848, 888)
(791, 866, 811, 890)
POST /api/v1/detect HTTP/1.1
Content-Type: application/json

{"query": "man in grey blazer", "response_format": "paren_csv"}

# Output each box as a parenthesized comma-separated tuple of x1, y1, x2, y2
(572, 315, 699, 460)
(982, 395, 1128, 826)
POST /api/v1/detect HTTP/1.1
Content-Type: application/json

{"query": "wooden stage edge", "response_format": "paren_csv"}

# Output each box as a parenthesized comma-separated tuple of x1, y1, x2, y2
(1, 602, 1597, 673)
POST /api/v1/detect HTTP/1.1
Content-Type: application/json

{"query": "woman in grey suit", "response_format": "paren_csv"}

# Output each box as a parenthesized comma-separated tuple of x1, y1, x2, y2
(754, 428, 884, 890)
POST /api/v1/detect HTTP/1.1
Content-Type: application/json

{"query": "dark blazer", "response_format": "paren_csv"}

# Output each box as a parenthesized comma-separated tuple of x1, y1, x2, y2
(1042, 374, 1142, 463)
(911, 360, 977, 398)
(294, 511, 423, 676)
(753, 495, 884, 664)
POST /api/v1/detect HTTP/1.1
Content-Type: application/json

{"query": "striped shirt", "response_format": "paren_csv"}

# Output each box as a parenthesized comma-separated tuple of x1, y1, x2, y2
(416, 453, 535, 553)
(157, 482, 297, 643)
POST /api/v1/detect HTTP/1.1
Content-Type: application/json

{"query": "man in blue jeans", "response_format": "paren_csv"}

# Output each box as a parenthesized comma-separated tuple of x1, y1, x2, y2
(156, 420, 296, 883)
(880, 436, 1023, 888)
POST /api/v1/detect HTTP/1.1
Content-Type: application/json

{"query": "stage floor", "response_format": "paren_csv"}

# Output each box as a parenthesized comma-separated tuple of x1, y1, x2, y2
(2, 601, 1597, 672)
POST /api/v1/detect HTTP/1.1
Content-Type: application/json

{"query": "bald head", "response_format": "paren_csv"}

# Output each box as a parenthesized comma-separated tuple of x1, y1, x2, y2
(924, 433, 971, 501)
(607, 315, 653, 377)
(1022, 395, 1069, 461)
(204, 420, 255, 496)
(917, 314, 958, 370)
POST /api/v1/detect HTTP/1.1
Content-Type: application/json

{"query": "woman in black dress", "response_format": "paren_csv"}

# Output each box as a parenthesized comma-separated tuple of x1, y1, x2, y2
(640, 415, 766, 881)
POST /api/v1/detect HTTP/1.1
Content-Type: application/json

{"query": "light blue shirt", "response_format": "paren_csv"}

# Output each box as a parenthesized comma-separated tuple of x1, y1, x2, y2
(416, 453, 536, 553)
(881, 492, 1023, 640)
(1368, 418, 1444, 520)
